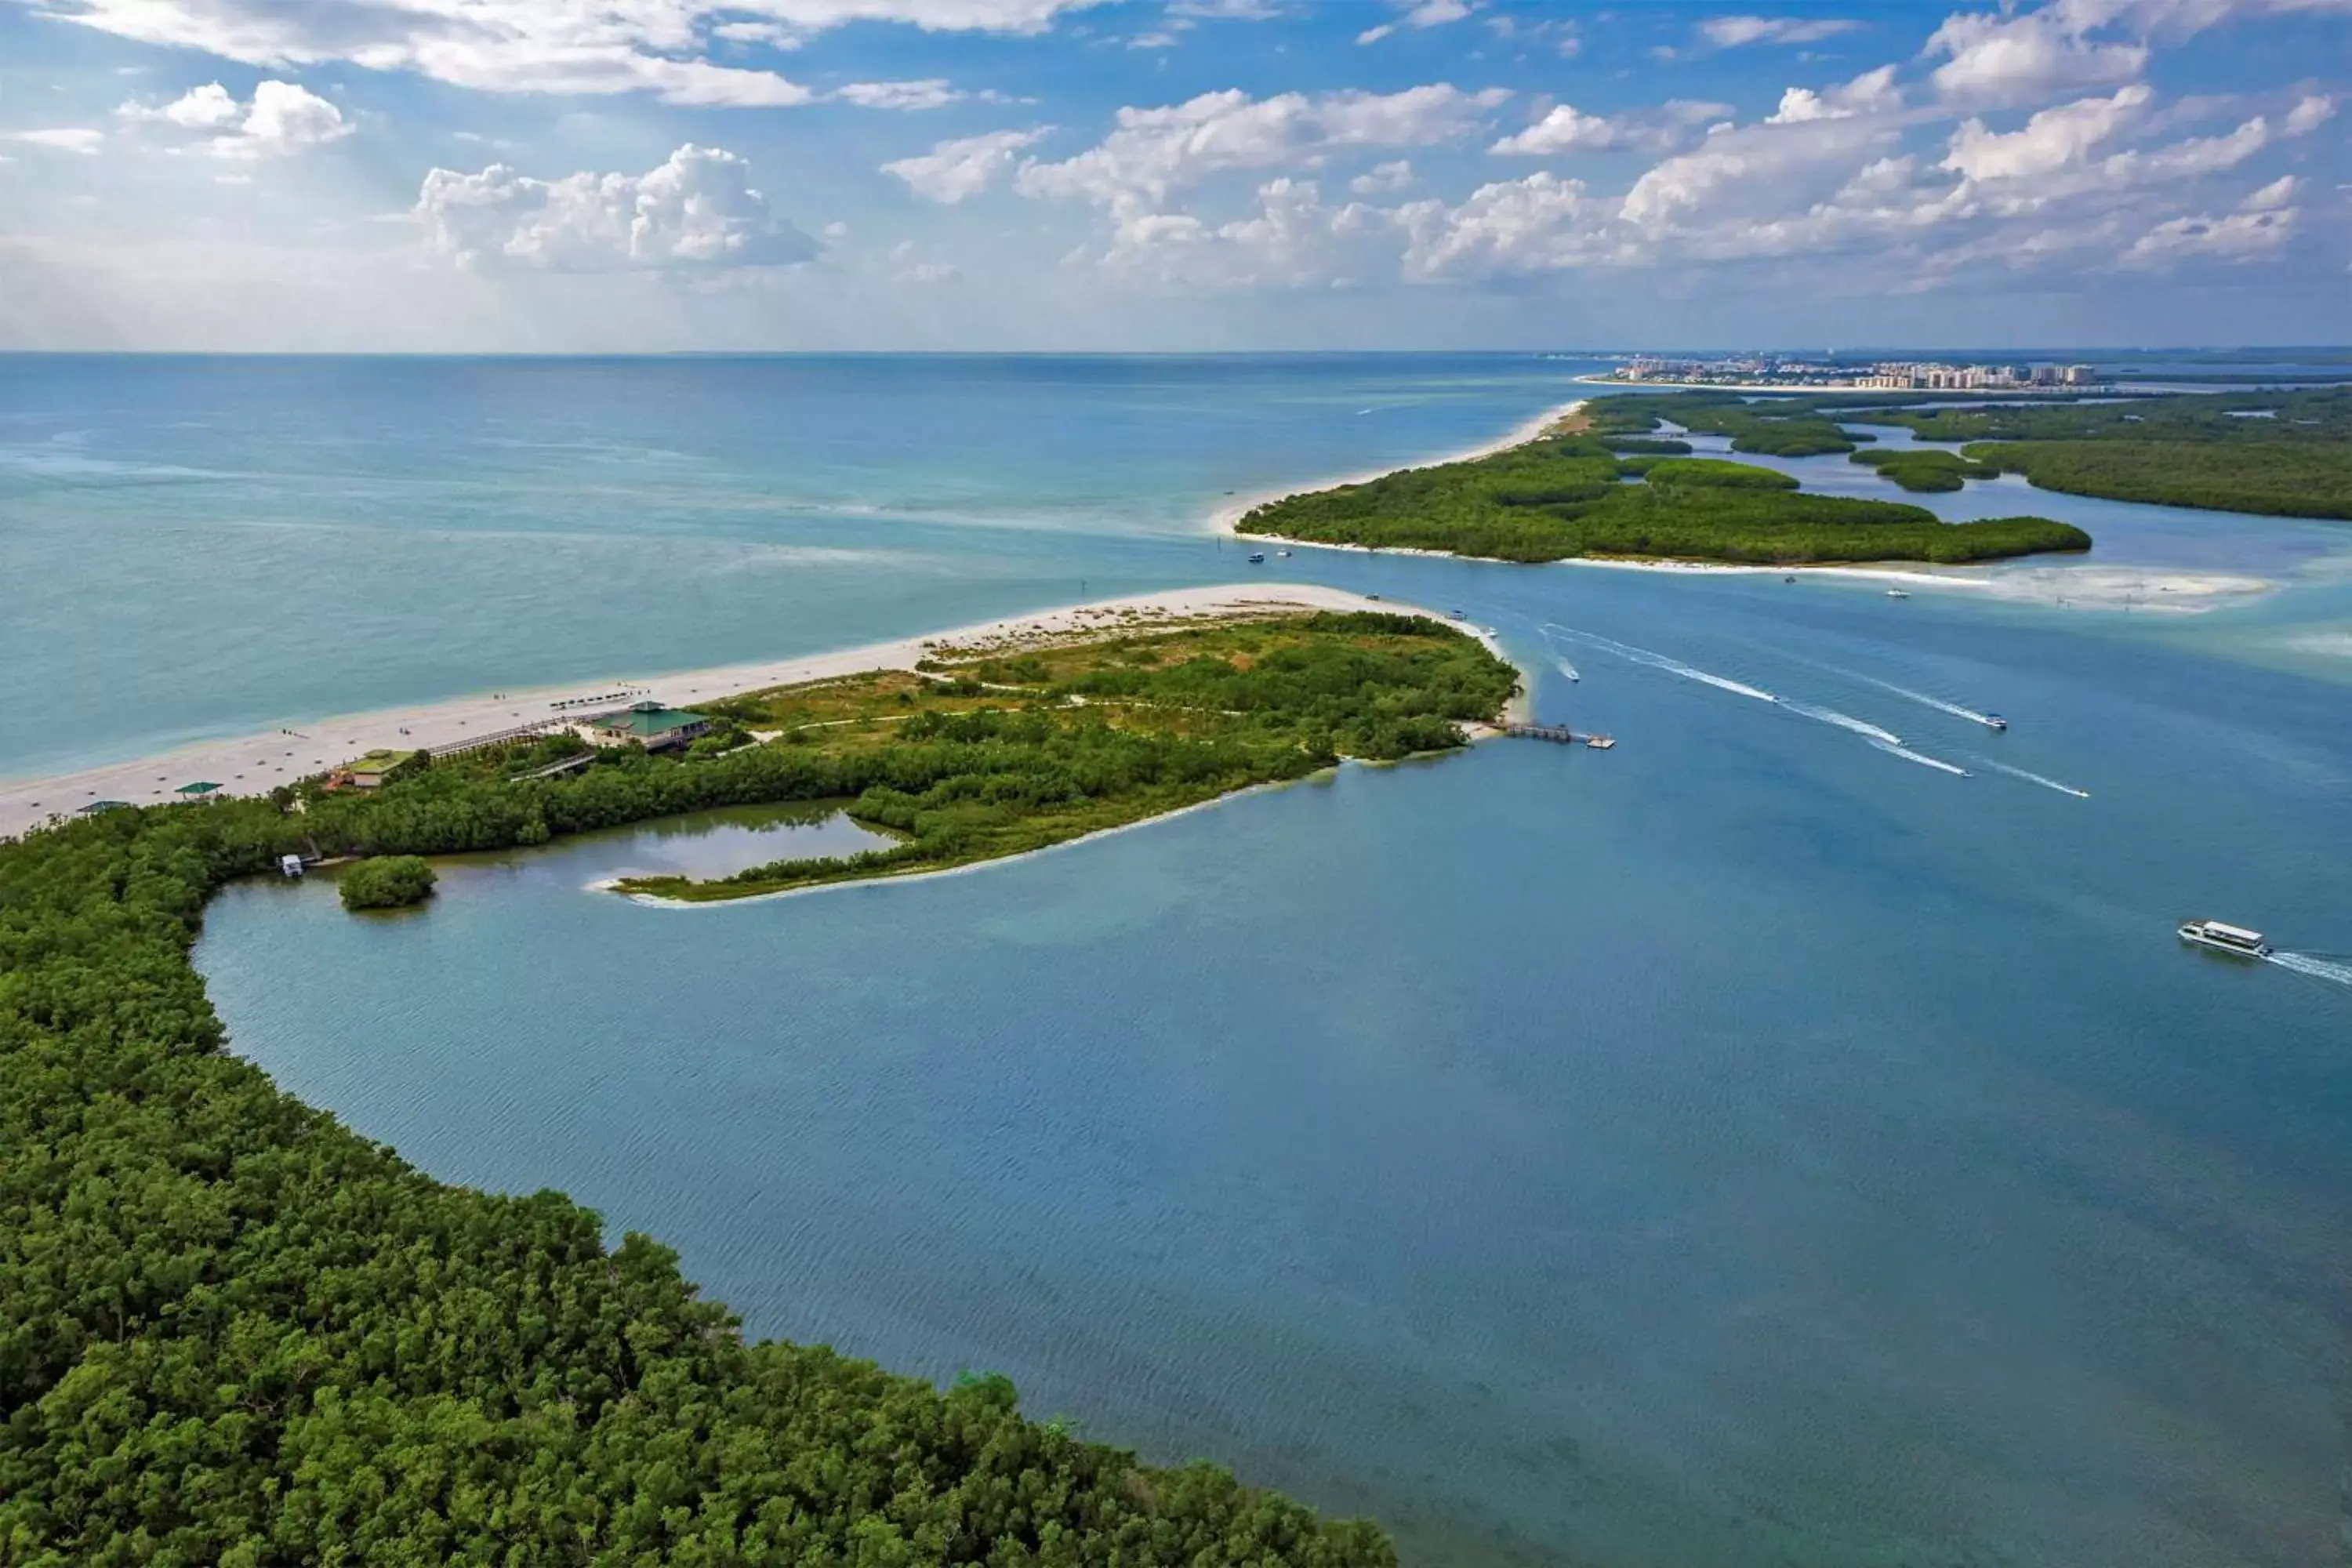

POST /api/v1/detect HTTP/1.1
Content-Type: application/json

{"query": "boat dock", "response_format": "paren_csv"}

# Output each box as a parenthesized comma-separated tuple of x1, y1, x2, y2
(1504, 723, 1616, 750)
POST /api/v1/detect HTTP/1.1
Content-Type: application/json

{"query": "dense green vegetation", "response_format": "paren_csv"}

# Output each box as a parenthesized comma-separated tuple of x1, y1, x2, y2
(1587, 392, 1864, 456)
(1618, 456, 1799, 490)
(1585, 386, 2352, 520)
(1850, 448, 2001, 493)
(0, 612, 1500, 1566)
(632, 612, 1516, 901)
(336, 853, 435, 910)
(1238, 426, 2089, 565)
(1597, 435, 1692, 456)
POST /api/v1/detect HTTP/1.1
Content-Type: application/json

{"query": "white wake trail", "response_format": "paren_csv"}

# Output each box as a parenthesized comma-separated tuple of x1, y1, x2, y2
(1870, 740, 1972, 777)
(1839, 670, 2005, 729)
(1973, 757, 2092, 799)
(1544, 624, 1980, 780)
(1780, 701, 1904, 748)
(1543, 625, 1776, 703)
(2267, 952, 2352, 987)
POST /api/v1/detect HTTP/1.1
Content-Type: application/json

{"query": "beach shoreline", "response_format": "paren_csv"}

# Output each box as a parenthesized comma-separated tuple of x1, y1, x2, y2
(1213, 397, 2278, 614)
(0, 583, 1513, 840)
(1207, 397, 1588, 537)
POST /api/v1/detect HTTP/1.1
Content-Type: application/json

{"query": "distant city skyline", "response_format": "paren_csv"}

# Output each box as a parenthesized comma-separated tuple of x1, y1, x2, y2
(1, 0, 2347, 351)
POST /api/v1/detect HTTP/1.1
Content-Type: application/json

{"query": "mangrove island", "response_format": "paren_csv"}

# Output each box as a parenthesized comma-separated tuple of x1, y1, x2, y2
(1237, 406, 2091, 566)
(0, 605, 1517, 1567)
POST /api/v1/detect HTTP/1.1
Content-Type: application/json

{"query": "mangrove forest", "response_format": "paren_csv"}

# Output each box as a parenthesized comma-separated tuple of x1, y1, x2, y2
(0, 608, 1519, 1566)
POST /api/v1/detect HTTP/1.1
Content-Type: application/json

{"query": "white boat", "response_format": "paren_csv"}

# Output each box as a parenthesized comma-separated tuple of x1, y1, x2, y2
(2177, 919, 2271, 958)
(1276, 548, 1292, 557)
(1983, 713, 2008, 731)
(1886, 588, 1910, 599)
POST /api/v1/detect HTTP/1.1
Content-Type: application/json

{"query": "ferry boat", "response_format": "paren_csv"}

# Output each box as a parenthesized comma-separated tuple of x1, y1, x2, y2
(2176, 920, 2271, 958)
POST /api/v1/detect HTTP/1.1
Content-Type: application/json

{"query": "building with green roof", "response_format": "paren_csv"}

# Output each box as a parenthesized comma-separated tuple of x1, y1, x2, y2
(336, 750, 422, 789)
(575, 700, 710, 751)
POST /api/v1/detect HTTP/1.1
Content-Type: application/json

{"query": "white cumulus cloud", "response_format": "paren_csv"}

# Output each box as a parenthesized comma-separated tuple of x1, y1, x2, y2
(2123, 203, 2296, 264)
(413, 144, 816, 270)
(121, 79, 351, 157)
(1942, 85, 2152, 181)
(1490, 103, 1621, 155)
(1017, 85, 1508, 213)
(884, 126, 1051, 202)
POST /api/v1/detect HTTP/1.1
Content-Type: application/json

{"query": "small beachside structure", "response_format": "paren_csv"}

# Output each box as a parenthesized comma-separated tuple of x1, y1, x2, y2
(174, 781, 223, 802)
(574, 700, 711, 751)
(336, 749, 422, 790)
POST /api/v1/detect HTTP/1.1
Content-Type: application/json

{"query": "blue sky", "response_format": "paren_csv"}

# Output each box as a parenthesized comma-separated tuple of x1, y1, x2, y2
(0, 0, 2345, 350)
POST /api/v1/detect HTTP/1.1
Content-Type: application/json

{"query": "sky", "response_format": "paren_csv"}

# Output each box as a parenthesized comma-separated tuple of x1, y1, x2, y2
(0, 0, 2346, 351)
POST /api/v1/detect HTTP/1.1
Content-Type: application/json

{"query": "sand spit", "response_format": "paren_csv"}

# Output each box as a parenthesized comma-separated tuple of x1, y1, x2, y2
(0, 584, 1504, 840)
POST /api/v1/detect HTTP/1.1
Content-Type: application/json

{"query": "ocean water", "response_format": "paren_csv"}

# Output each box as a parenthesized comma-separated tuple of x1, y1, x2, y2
(13, 356, 2352, 1566)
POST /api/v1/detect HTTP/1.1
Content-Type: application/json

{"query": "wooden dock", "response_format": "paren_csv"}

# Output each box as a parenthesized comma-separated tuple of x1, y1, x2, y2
(1504, 722, 1615, 750)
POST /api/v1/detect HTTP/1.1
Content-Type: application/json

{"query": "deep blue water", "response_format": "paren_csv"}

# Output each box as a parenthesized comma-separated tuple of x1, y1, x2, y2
(10, 355, 2350, 1566)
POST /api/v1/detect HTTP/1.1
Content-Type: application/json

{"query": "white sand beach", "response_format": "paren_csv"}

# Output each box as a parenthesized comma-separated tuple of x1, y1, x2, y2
(0, 583, 1501, 841)
(1207, 397, 1588, 536)
(1211, 397, 2280, 615)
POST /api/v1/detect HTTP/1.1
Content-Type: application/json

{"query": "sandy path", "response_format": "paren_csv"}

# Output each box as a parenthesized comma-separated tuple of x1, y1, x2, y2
(1, 583, 1500, 840)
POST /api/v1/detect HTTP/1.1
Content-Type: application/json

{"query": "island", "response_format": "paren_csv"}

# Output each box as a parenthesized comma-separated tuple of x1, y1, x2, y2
(0, 593, 1514, 1567)
(1236, 408, 2090, 566)
(1611, 385, 2352, 520)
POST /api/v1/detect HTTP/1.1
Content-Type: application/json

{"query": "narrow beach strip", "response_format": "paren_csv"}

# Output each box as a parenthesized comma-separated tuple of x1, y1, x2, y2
(0, 583, 1497, 840)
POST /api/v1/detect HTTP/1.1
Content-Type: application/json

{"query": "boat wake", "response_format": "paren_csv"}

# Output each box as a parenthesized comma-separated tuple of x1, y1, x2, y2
(2267, 951, 2352, 987)
(1969, 757, 2091, 799)
(1553, 657, 1581, 683)
(1837, 670, 2007, 730)
(1542, 625, 1775, 703)
(1869, 740, 1972, 777)
(1779, 701, 1903, 748)
(1544, 625, 1942, 762)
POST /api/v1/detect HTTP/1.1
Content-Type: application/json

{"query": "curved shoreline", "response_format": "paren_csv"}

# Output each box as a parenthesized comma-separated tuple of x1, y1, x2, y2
(0, 583, 1512, 841)
(1216, 400, 2277, 614)
(1206, 397, 1589, 537)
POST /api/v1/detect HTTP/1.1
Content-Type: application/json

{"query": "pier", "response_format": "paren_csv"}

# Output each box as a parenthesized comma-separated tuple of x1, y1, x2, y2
(1504, 722, 1615, 750)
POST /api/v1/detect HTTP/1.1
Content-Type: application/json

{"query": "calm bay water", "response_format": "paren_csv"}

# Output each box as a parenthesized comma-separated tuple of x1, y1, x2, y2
(11, 355, 2351, 1566)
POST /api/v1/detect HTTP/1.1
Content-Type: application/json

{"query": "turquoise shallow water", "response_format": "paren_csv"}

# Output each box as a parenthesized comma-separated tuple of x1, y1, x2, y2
(13, 355, 2351, 1566)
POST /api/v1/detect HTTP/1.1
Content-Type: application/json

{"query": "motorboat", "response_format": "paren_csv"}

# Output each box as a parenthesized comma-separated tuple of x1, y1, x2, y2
(2176, 920, 2271, 958)
(1247, 552, 1265, 564)
(1983, 713, 2008, 731)
(1886, 588, 1910, 599)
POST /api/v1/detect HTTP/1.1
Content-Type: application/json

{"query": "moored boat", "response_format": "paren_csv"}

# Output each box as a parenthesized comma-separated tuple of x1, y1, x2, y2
(2176, 919, 2271, 958)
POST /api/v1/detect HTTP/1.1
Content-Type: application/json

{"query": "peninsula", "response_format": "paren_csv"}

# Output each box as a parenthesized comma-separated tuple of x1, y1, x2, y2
(1236, 407, 2091, 566)
(0, 586, 1523, 1568)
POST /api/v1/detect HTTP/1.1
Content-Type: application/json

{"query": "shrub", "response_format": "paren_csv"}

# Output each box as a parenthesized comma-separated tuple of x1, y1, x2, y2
(338, 854, 437, 910)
